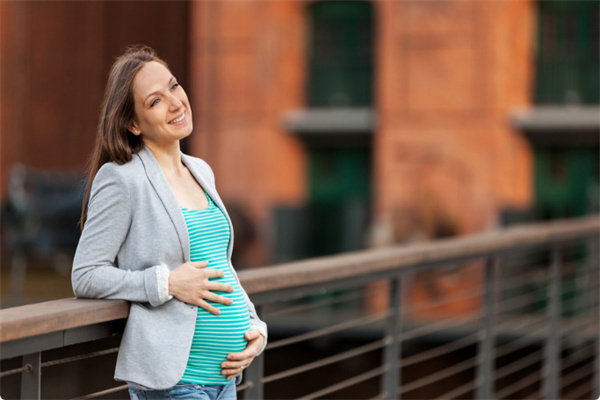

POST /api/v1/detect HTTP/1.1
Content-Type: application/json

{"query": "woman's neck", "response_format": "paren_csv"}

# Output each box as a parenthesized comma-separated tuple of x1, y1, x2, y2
(145, 141, 186, 176)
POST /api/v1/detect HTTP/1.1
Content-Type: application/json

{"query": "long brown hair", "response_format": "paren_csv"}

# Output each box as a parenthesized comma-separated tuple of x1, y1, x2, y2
(80, 45, 169, 229)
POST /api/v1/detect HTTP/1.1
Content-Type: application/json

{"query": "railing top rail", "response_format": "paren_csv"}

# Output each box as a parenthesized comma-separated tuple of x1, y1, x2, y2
(1, 215, 598, 344)
(240, 214, 599, 294)
(0, 298, 129, 343)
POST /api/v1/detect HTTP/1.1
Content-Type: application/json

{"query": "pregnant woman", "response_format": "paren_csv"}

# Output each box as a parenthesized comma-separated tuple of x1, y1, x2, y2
(72, 45, 267, 400)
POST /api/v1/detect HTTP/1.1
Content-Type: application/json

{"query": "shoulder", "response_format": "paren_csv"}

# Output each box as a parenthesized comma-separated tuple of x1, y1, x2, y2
(92, 157, 144, 193)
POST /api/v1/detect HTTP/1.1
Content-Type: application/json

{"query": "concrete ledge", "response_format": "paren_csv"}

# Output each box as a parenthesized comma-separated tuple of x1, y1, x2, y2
(283, 107, 376, 134)
(512, 106, 600, 131)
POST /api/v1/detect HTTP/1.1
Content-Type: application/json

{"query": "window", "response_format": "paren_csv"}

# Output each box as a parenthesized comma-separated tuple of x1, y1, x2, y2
(307, 1, 374, 107)
(535, 1, 600, 104)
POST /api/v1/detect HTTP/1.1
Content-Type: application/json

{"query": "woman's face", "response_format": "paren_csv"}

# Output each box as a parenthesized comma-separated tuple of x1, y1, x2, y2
(130, 61, 193, 147)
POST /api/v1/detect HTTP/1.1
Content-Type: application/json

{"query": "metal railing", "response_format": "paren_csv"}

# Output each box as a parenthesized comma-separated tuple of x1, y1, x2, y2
(1, 215, 598, 399)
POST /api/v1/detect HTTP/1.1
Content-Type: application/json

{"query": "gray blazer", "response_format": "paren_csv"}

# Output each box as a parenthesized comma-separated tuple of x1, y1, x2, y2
(72, 146, 267, 390)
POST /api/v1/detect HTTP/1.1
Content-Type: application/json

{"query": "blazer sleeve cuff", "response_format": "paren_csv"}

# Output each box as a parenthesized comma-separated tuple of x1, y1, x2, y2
(155, 264, 173, 304)
(143, 264, 170, 307)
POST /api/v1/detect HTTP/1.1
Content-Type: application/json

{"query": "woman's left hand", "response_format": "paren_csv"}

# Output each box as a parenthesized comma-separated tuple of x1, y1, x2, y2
(221, 329, 265, 380)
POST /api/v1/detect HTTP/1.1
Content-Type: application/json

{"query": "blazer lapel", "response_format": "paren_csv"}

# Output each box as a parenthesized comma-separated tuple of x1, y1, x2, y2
(137, 146, 190, 262)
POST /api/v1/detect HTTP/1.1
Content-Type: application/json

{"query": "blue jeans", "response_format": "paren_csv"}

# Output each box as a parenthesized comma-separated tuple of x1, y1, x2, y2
(128, 380, 236, 400)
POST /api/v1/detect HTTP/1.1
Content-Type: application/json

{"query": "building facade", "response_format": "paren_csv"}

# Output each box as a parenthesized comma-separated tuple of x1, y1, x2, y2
(2, 1, 597, 269)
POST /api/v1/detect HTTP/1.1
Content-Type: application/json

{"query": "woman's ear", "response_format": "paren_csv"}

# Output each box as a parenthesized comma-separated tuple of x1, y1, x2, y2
(129, 123, 140, 136)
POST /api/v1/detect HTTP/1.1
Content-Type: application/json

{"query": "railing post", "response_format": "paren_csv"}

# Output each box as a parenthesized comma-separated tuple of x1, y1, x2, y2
(476, 256, 498, 400)
(542, 245, 562, 400)
(381, 275, 402, 399)
(245, 305, 265, 400)
(21, 352, 41, 400)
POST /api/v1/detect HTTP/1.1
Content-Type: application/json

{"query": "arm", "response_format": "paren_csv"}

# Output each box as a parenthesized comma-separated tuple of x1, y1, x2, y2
(71, 164, 166, 307)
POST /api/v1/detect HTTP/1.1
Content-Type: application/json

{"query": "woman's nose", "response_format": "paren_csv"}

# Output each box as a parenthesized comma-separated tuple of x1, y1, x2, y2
(168, 93, 184, 109)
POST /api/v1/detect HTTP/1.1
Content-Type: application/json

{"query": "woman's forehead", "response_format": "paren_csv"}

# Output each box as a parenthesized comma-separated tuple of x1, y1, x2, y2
(133, 61, 173, 99)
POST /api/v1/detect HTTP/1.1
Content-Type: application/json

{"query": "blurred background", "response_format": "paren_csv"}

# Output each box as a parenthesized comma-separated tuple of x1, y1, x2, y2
(1, 0, 598, 305)
(0, 0, 599, 398)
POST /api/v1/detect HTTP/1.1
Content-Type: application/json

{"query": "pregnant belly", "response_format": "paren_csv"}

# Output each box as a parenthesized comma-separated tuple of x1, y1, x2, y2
(183, 286, 251, 384)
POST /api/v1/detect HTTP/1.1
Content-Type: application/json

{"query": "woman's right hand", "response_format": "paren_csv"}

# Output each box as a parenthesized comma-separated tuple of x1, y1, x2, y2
(168, 261, 234, 315)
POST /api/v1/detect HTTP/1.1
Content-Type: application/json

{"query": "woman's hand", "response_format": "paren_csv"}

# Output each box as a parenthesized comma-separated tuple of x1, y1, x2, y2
(168, 261, 234, 315)
(221, 329, 266, 380)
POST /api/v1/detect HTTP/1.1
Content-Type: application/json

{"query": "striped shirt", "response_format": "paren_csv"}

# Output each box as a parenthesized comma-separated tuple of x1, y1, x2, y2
(180, 192, 251, 385)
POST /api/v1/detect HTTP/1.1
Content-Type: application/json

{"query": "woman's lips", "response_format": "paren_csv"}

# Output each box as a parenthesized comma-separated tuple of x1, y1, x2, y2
(169, 111, 186, 124)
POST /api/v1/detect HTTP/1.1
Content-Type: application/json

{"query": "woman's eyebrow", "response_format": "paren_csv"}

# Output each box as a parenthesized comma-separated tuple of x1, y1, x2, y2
(144, 76, 176, 104)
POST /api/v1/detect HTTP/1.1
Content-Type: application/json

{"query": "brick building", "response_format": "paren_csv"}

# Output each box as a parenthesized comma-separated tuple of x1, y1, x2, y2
(1, 1, 597, 268)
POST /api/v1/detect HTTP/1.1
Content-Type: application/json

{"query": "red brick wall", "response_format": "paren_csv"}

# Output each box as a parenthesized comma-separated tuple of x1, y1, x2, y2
(189, 1, 308, 265)
(375, 0, 535, 235)
(0, 1, 189, 198)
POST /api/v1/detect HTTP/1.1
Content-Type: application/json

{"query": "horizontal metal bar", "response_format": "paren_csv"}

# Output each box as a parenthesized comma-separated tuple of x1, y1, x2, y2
(0, 365, 28, 378)
(433, 379, 477, 400)
(496, 293, 546, 315)
(561, 300, 600, 319)
(235, 382, 252, 392)
(494, 349, 543, 382)
(499, 269, 547, 291)
(399, 356, 477, 395)
(495, 314, 546, 335)
(265, 287, 368, 317)
(72, 384, 128, 399)
(402, 334, 478, 368)
(45, 347, 119, 369)
(495, 369, 541, 399)
(495, 325, 547, 359)
(498, 263, 598, 298)
(561, 342, 595, 371)
(559, 361, 593, 391)
(400, 288, 484, 315)
(560, 317, 597, 341)
(562, 382, 592, 400)
(267, 311, 391, 350)
(263, 338, 388, 384)
(402, 315, 480, 342)
(561, 280, 600, 300)
(296, 365, 388, 400)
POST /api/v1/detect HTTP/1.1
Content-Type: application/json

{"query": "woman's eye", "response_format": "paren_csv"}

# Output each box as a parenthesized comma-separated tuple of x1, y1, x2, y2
(171, 83, 180, 90)
(150, 98, 160, 107)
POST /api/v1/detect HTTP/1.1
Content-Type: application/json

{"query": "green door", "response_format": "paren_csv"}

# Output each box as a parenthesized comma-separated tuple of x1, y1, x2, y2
(308, 147, 371, 256)
(534, 147, 599, 219)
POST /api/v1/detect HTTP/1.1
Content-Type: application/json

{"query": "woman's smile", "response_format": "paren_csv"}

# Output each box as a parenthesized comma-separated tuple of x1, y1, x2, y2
(169, 111, 186, 125)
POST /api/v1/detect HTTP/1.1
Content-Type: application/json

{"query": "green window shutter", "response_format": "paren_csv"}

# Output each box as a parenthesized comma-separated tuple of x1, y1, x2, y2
(307, 1, 374, 107)
(535, 1, 600, 104)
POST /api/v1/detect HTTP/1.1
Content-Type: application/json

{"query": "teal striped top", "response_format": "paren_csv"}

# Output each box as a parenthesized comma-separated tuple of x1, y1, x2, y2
(180, 192, 251, 385)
